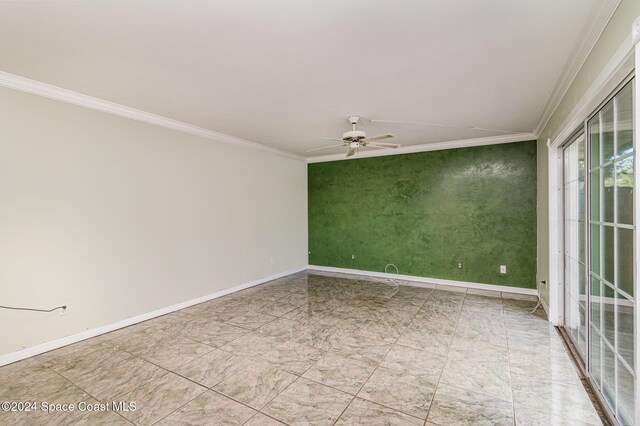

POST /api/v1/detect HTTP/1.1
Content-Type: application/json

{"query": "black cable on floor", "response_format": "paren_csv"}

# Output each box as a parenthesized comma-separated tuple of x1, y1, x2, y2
(0, 305, 67, 313)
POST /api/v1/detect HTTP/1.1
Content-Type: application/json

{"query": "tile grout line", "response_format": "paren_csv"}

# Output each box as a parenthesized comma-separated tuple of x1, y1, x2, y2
(330, 288, 436, 425)
(425, 292, 467, 425)
(250, 294, 372, 424)
(501, 299, 518, 425)
(149, 279, 314, 426)
(47, 367, 134, 425)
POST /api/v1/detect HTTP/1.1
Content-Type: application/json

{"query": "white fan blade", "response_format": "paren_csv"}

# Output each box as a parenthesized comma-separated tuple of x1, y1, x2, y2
(346, 148, 357, 157)
(321, 137, 345, 142)
(367, 142, 400, 149)
(366, 133, 396, 141)
(306, 144, 345, 153)
(370, 119, 527, 134)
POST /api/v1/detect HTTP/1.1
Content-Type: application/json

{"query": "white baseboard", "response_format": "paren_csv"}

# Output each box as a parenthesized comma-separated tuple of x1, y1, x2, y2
(0, 266, 306, 367)
(307, 265, 538, 296)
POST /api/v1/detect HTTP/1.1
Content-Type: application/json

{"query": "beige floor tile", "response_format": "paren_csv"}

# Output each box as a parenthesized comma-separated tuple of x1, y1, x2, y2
(512, 379, 601, 425)
(303, 353, 376, 394)
(357, 367, 437, 419)
(256, 340, 323, 375)
(225, 311, 278, 330)
(263, 378, 353, 426)
(156, 390, 255, 425)
(330, 334, 393, 366)
(174, 349, 250, 388)
(126, 334, 215, 370)
(440, 343, 511, 401)
(396, 319, 455, 355)
(55, 347, 168, 401)
(244, 413, 286, 425)
(180, 317, 248, 347)
(380, 344, 445, 381)
(117, 372, 207, 426)
(427, 383, 513, 426)
(514, 406, 601, 425)
(335, 397, 423, 425)
(219, 332, 283, 357)
(213, 360, 297, 409)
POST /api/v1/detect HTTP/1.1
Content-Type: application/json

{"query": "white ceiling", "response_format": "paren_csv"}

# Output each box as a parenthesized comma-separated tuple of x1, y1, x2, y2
(0, 0, 611, 157)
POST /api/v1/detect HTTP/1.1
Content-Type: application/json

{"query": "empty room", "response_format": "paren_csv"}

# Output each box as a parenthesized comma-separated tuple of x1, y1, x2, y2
(1, 1, 639, 425)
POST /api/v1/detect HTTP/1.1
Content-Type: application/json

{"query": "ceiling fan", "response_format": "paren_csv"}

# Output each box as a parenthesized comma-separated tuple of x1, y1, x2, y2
(307, 115, 400, 157)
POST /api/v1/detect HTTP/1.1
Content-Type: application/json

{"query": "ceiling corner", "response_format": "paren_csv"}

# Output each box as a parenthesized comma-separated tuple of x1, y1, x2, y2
(533, 0, 622, 137)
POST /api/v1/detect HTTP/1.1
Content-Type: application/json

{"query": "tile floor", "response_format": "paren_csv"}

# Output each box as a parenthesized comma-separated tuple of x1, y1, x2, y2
(0, 271, 602, 425)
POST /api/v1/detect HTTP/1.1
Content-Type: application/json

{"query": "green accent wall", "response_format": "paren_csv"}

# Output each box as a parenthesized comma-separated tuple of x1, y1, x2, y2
(308, 140, 537, 288)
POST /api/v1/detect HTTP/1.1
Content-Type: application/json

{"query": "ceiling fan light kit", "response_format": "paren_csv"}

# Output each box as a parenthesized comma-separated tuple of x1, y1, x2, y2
(308, 115, 400, 157)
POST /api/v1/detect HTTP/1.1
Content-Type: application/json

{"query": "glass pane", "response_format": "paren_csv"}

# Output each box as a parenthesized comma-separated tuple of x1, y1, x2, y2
(569, 221, 579, 260)
(569, 299, 581, 346)
(603, 164, 614, 223)
(601, 282, 616, 347)
(602, 100, 614, 163)
(590, 327, 603, 387)
(590, 170, 600, 221)
(590, 114, 601, 168)
(578, 304, 587, 354)
(602, 225, 615, 284)
(616, 291, 634, 368)
(617, 360, 635, 425)
(579, 225, 586, 264)
(579, 178, 586, 218)
(568, 180, 578, 220)
(616, 156, 634, 225)
(568, 142, 578, 182)
(590, 224, 600, 276)
(618, 227, 634, 297)
(616, 81, 634, 157)
(591, 277, 602, 332)
(602, 344, 616, 409)
(573, 303, 587, 356)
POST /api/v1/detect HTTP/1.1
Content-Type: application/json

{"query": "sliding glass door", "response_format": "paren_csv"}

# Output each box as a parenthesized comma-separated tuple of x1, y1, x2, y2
(588, 79, 635, 425)
(563, 77, 635, 425)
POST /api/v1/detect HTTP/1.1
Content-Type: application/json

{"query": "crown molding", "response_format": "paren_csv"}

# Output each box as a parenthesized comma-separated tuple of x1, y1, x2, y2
(306, 132, 537, 163)
(533, 0, 622, 137)
(548, 33, 633, 148)
(0, 71, 305, 162)
(633, 15, 640, 45)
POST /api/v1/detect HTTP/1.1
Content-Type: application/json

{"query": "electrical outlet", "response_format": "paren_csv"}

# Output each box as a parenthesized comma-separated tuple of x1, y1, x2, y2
(59, 305, 68, 316)
(351, 254, 356, 260)
(499, 265, 507, 274)
(457, 262, 463, 269)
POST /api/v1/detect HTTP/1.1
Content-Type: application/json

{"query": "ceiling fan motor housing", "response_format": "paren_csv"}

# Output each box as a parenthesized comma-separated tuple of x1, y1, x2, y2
(342, 130, 366, 141)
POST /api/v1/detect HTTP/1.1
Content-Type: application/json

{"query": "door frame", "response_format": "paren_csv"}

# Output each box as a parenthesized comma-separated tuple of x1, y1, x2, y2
(560, 128, 588, 364)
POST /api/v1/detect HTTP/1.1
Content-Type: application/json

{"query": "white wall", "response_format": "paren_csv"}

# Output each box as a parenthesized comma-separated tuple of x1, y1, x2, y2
(0, 86, 308, 356)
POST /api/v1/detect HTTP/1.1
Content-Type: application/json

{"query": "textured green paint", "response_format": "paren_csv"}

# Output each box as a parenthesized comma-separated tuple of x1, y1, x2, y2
(308, 141, 537, 288)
